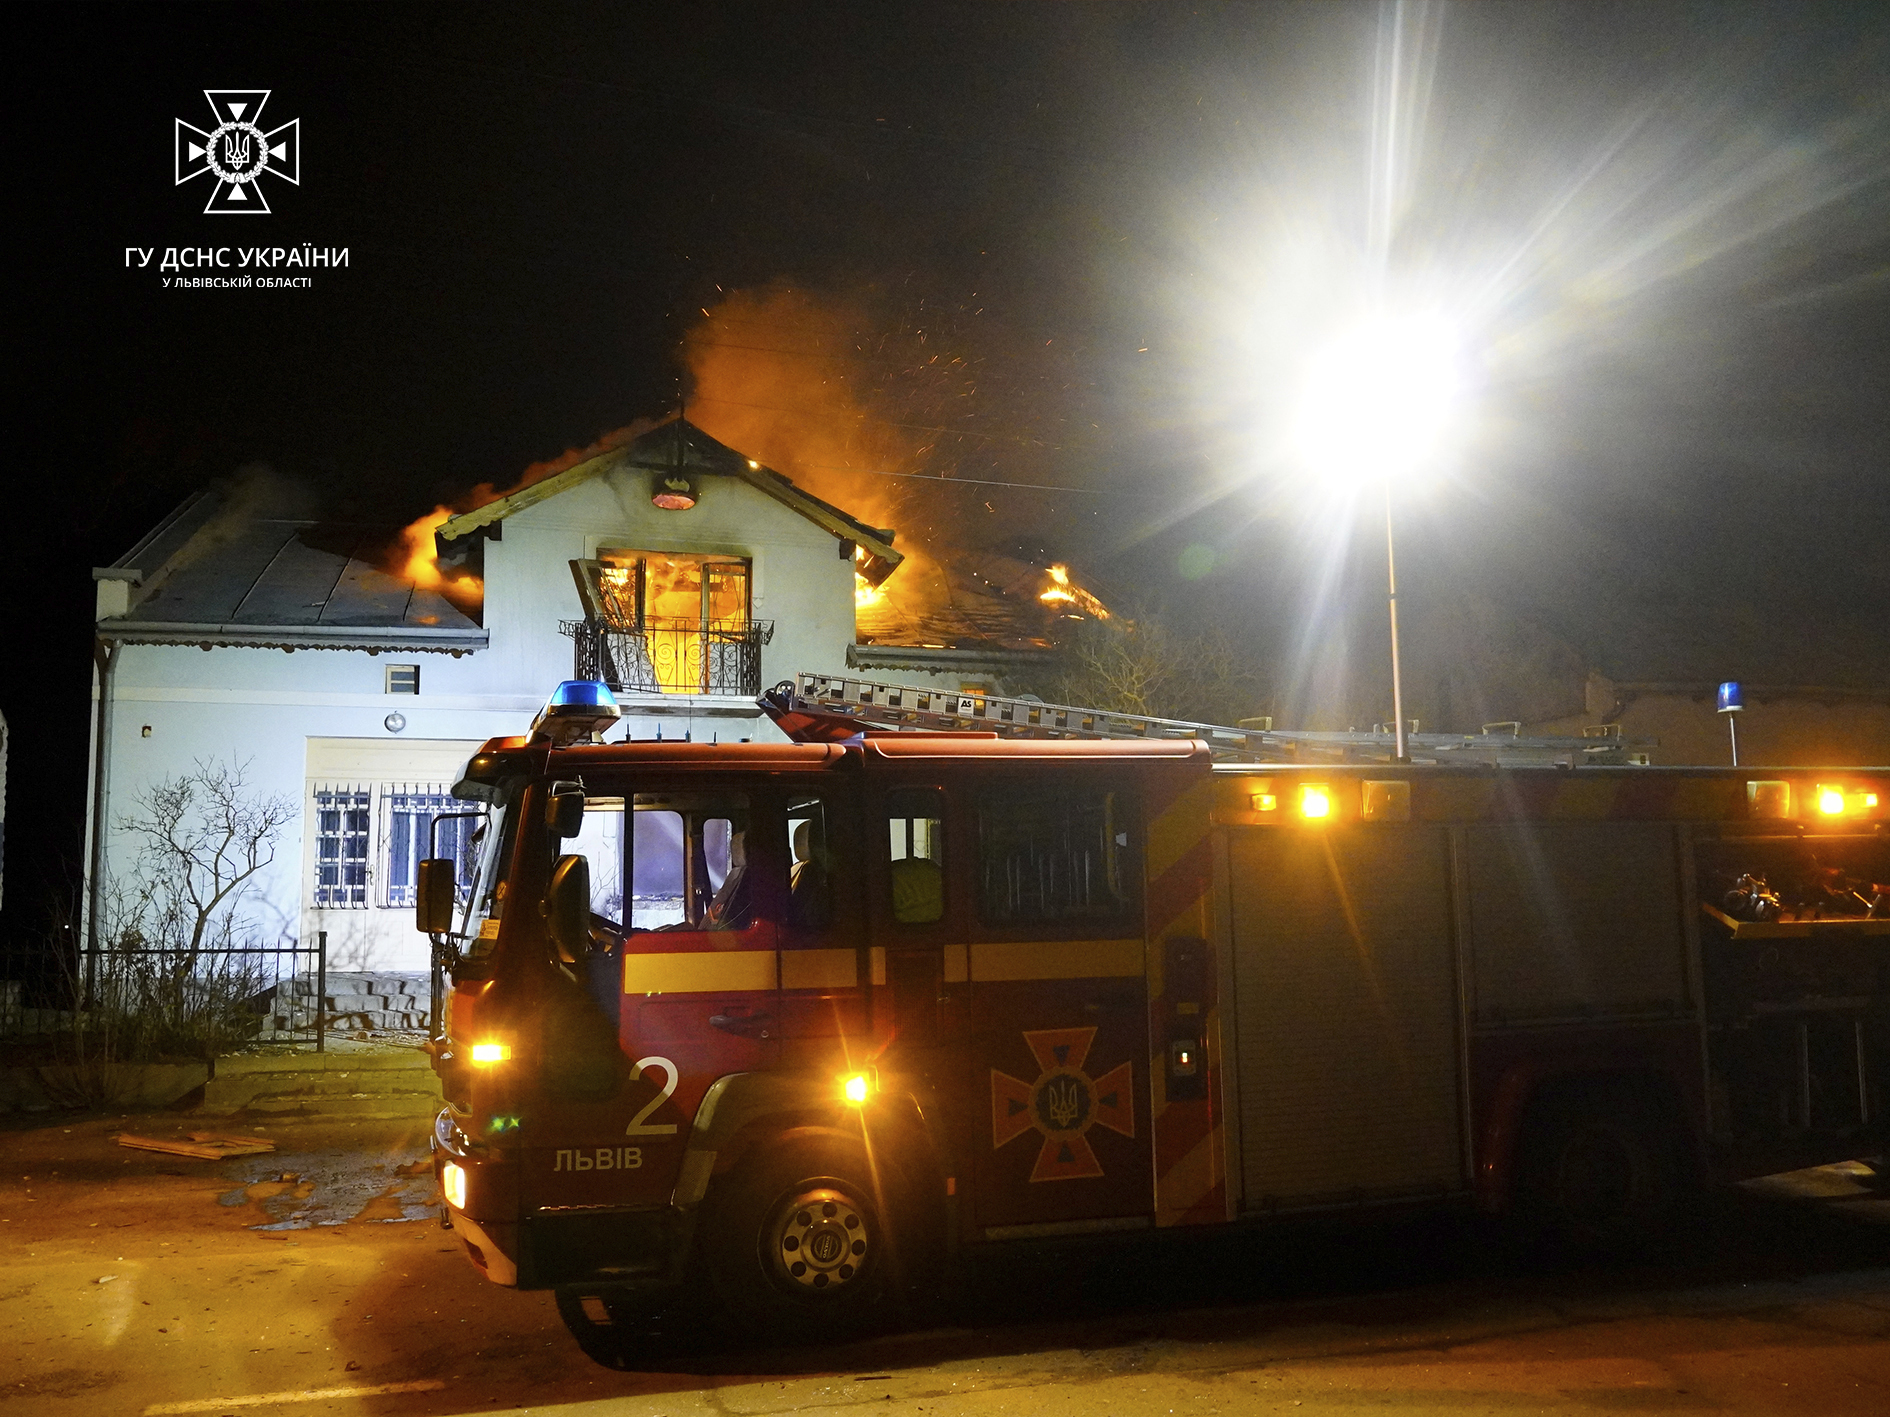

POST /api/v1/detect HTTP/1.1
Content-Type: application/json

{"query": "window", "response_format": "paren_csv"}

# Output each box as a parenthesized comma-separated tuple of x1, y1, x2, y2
(564, 799, 626, 928)
(787, 795, 833, 930)
(978, 784, 1132, 923)
(385, 664, 419, 694)
(577, 552, 753, 695)
(886, 787, 945, 925)
(382, 788, 481, 907)
(314, 787, 372, 907)
(627, 793, 751, 931)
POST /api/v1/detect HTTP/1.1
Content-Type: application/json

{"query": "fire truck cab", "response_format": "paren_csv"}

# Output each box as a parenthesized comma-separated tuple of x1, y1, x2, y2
(424, 681, 1890, 1361)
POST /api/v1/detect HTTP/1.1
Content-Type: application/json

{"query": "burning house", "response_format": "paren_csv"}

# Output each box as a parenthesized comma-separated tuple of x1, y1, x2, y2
(85, 419, 1099, 972)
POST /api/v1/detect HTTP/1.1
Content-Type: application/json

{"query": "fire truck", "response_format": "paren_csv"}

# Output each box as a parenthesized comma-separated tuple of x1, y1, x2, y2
(419, 675, 1890, 1364)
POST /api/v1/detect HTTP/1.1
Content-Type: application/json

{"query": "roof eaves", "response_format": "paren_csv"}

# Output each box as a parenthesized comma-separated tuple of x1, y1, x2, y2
(734, 463, 901, 567)
(848, 644, 1051, 673)
(98, 621, 488, 655)
(436, 448, 629, 543)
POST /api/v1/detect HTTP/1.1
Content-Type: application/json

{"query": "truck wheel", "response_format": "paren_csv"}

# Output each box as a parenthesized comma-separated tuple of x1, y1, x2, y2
(1517, 1085, 1681, 1254)
(702, 1137, 893, 1339)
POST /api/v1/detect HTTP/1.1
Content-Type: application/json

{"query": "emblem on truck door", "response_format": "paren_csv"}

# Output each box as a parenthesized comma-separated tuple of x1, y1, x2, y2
(991, 1027, 1135, 1181)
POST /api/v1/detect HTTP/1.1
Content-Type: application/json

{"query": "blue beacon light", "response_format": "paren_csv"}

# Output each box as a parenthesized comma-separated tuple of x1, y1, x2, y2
(529, 680, 622, 746)
(1717, 681, 1743, 766)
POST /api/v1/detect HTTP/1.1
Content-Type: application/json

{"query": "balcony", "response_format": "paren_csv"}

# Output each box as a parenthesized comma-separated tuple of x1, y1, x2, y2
(562, 616, 775, 697)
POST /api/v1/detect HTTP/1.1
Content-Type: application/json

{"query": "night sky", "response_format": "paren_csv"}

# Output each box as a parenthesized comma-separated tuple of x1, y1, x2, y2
(7, 1, 1889, 942)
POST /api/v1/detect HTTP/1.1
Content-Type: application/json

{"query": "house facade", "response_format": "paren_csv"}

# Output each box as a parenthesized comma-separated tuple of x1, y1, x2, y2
(83, 421, 966, 974)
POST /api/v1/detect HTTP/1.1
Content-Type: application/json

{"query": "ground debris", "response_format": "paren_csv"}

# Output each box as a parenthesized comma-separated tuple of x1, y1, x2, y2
(116, 1133, 278, 1160)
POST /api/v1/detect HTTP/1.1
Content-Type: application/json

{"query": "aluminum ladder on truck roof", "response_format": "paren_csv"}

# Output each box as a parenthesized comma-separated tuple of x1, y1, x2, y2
(763, 673, 1653, 767)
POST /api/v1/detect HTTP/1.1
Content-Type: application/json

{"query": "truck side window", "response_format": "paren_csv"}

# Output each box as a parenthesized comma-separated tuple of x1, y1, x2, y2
(886, 787, 945, 924)
(630, 794, 751, 931)
(565, 798, 626, 930)
(978, 784, 1131, 923)
(787, 796, 833, 929)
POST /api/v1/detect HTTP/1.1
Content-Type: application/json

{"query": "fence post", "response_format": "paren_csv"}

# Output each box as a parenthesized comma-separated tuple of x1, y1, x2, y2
(316, 930, 327, 1054)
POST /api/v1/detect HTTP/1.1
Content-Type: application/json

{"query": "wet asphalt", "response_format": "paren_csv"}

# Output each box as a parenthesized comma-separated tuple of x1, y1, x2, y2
(4, 1112, 1890, 1415)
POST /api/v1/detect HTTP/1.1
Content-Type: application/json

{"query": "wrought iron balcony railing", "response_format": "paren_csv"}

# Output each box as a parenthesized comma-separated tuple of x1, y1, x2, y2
(561, 616, 775, 697)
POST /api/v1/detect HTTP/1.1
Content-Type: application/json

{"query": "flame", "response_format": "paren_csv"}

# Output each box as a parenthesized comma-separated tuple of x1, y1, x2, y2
(384, 420, 658, 607)
(854, 573, 885, 609)
(682, 287, 913, 543)
(1038, 564, 1110, 619)
(393, 506, 484, 613)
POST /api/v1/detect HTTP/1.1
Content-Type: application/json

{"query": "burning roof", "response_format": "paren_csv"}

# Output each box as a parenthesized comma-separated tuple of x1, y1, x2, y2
(94, 484, 484, 653)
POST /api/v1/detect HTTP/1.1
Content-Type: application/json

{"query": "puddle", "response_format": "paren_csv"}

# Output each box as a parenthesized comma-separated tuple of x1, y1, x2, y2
(216, 1148, 436, 1229)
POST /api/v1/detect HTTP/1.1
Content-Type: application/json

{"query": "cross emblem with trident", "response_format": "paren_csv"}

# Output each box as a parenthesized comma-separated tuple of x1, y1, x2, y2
(175, 90, 300, 214)
(991, 1026, 1136, 1182)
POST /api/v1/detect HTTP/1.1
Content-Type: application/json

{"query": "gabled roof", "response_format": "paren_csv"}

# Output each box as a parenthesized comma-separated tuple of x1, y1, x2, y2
(97, 489, 485, 654)
(435, 418, 903, 575)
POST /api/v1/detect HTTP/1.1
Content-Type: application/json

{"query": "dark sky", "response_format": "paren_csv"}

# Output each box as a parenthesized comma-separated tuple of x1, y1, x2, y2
(6, 1, 1889, 938)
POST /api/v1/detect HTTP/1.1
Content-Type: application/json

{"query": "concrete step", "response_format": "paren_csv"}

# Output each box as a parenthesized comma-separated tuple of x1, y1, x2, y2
(257, 973, 434, 1036)
(199, 1046, 441, 1118)
(275, 972, 429, 998)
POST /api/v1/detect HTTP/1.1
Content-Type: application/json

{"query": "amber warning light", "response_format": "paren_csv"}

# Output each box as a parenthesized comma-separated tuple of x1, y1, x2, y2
(1816, 785, 1881, 819)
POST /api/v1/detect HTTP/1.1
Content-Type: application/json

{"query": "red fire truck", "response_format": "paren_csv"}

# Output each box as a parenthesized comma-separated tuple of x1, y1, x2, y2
(419, 676, 1890, 1363)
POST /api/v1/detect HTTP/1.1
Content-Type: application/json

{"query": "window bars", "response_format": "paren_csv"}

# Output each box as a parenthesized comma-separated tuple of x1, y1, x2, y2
(313, 786, 371, 907)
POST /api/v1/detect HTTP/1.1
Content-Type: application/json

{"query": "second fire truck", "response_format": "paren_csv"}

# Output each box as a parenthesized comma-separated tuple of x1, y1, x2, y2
(419, 676, 1890, 1362)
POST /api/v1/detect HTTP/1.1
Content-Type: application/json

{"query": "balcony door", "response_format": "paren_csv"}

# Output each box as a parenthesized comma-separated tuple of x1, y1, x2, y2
(572, 553, 752, 695)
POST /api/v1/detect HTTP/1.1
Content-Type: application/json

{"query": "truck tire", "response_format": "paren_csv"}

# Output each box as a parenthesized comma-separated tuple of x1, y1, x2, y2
(1516, 1083, 1681, 1255)
(701, 1136, 896, 1339)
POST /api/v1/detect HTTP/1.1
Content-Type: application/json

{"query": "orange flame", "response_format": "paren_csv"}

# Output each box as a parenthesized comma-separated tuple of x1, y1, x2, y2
(1038, 564, 1110, 619)
(393, 505, 484, 613)
(385, 420, 659, 608)
(683, 284, 911, 540)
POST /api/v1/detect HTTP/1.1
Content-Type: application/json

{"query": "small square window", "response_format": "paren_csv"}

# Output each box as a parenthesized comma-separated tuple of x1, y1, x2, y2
(386, 664, 419, 694)
(1361, 780, 1411, 822)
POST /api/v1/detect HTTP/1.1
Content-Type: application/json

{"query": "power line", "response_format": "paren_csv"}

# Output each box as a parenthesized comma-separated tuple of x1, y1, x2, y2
(687, 391, 1085, 454)
(836, 467, 1128, 496)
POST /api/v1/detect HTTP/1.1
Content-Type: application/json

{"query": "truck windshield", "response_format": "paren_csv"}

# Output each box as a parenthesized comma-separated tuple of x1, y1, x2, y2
(458, 794, 515, 956)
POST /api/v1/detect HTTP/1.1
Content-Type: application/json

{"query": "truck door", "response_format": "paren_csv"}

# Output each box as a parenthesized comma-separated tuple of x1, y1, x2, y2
(613, 790, 777, 1201)
(871, 785, 957, 1072)
(962, 775, 1152, 1234)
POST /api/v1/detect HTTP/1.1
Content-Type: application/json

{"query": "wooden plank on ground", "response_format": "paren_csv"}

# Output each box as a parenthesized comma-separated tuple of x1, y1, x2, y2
(115, 1134, 277, 1160)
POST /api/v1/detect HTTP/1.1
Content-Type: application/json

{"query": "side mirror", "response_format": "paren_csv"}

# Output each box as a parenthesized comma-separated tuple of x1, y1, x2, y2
(547, 782, 585, 839)
(415, 858, 457, 934)
(544, 854, 591, 965)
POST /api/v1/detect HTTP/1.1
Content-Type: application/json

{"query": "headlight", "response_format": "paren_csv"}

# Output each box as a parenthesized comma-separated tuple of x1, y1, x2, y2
(1298, 784, 1332, 820)
(442, 1161, 467, 1209)
(842, 1072, 872, 1105)
(470, 1042, 511, 1065)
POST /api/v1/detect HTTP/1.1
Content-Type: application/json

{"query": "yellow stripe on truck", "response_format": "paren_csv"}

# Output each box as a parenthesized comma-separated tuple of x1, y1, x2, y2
(966, 938, 1145, 982)
(622, 950, 777, 995)
(780, 948, 861, 991)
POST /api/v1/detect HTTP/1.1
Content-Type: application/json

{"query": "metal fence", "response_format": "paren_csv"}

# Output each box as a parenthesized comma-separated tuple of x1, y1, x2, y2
(0, 932, 342, 1058)
(562, 615, 775, 696)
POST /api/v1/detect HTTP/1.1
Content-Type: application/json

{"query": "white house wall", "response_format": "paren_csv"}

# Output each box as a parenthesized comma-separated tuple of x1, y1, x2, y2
(90, 463, 866, 974)
(483, 464, 857, 703)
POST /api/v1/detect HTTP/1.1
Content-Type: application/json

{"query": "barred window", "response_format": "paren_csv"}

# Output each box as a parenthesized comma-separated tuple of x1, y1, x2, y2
(384, 787, 481, 908)
(314, 787, 372, 908)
